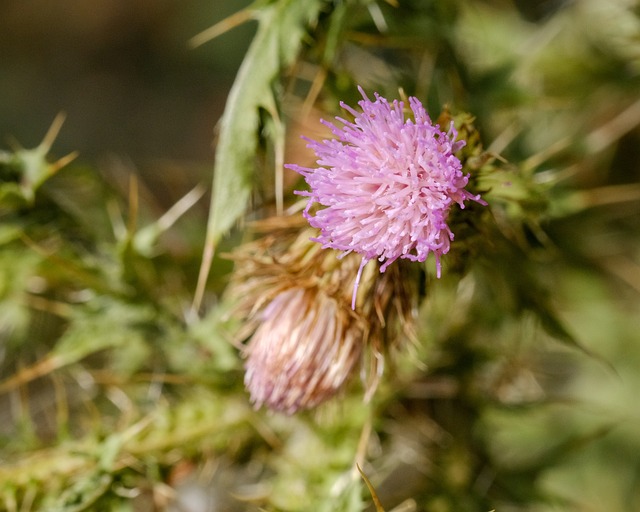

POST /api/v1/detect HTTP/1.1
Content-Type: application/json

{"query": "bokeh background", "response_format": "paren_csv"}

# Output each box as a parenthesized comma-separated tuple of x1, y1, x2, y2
(1, 0, 254, 211)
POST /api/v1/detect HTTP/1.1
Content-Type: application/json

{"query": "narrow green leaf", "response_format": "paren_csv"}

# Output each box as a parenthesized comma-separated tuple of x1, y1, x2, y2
(195, 0, 325, 308)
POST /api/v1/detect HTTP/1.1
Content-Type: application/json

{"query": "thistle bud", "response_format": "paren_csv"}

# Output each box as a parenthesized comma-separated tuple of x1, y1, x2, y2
(225, 215, 414, 414)
(243, 287, 362, 414)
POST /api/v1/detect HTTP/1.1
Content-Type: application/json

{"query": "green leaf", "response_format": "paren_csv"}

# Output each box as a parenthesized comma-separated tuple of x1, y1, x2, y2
(53, 299, 156, 364)
(0, 249, 41, 344)
(196, 0, 325, 305)
(208, 0, 324, 237)
(0, 114, 76, 207)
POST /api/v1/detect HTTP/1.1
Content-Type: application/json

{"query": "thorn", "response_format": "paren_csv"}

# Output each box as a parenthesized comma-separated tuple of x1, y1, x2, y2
(156, 183, 206, 232)
(192, 236, 215, 316)
(40, 112, 67, 154)
(49, 151, 79, 175)
(356, 464, 385, 512)
(128, 174, 139, 237)
(188, 8, 255, 49)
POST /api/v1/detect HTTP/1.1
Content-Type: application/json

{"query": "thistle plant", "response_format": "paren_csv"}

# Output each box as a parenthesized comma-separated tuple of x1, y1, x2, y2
(1, 0, 640, 511)
(225, 214, 414, 414)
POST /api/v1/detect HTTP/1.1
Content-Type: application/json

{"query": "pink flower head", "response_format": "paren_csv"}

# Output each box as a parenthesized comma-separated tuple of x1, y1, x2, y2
(286, 87, 485, 308)
(243, 287, 362, 414)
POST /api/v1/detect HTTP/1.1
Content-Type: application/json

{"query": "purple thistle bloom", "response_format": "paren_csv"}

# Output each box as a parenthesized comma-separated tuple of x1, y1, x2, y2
(286, 87, 485, 308)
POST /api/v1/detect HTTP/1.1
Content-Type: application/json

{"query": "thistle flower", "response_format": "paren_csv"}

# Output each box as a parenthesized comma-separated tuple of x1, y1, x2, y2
(243, 287, 362, 414)
(225, 215, 414, 414)
(286, 87, 486, 308)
